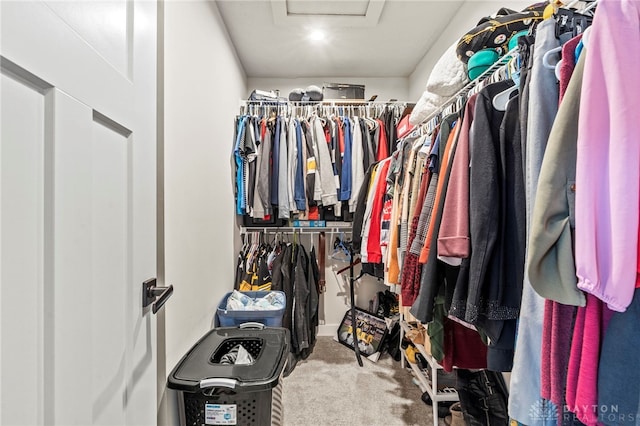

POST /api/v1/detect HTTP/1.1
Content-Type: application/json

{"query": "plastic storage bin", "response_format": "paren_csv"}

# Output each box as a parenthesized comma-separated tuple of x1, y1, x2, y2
(168, 323, 289, 426)
(322, 83, 365, 100)
(216, 291, 286, 327)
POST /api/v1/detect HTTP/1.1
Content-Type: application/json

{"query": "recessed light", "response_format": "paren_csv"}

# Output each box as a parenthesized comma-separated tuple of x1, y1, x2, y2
(309, 30, 326, 42)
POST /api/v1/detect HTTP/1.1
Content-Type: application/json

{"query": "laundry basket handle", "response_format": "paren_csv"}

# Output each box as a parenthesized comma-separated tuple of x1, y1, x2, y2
(200, 378, 237, 389)
(239, 322, 265, 330)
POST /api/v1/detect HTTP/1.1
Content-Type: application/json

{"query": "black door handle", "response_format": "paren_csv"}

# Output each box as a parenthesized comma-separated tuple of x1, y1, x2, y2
(142, 278, 174, 314)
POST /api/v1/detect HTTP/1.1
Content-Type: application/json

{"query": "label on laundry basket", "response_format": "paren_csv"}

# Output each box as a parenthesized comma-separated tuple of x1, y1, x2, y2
(205, 404, 237, 425)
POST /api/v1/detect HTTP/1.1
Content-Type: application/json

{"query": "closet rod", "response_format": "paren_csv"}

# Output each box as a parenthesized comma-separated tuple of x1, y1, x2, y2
(418, 46, 519, 132)
(238, 100, 414, 107)
(239, 226, 352, 235)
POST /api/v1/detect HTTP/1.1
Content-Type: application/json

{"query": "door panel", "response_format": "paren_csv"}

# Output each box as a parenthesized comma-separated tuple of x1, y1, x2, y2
(1, 1, 134, 128)
(51, 90, 94, 424)
(43, 0, 131, 78)
(1, 0, 158, 424)
(90, 118, 129, 426)
(0, 72, 47, 426)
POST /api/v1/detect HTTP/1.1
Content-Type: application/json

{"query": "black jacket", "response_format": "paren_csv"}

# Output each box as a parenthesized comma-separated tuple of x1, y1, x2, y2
(466, 83, 525, 372)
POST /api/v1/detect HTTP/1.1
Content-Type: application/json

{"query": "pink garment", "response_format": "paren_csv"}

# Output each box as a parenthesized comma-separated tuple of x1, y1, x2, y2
(574, 0, 640, 312)
(549, 302, 576, 410)
(565, 294, 613, 426)
(437, 94, 477, 259)
(637, 204, 640, 287)
(540, 300, 553, 401)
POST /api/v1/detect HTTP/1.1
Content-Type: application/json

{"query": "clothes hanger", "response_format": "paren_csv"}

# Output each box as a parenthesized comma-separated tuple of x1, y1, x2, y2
(492, 86, 516, 112)
(493, 84, 519, 111)
(330, 235, 351, 262)
(492, 55, 522, 111)
(542, 46, 562, 70)
(555, 1, 594, 38)
(241, 233, 249, 254)
(582, 0, 597, 15)
(581, 25, 591, 47)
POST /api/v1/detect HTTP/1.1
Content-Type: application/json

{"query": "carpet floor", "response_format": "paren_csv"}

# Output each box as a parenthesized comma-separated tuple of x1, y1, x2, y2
(282, 336, 444, 426)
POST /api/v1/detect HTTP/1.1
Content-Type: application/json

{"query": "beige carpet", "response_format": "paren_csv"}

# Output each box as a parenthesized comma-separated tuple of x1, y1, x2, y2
(282, 336, 443, 426)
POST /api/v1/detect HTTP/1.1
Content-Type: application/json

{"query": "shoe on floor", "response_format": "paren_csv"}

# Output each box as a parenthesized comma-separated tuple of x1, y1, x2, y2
(420, 392, 454, 417)
(447, 402, 465, 426)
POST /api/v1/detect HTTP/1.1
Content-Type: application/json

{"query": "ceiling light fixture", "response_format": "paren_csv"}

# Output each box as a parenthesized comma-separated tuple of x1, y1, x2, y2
(309, 30, 326, 42)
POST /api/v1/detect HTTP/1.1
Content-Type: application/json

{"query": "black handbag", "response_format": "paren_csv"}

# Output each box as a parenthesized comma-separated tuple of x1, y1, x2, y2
(455, 369, 510, 426)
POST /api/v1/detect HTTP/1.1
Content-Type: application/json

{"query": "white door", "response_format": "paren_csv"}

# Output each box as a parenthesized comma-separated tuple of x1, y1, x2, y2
(0, 1, 159, 425)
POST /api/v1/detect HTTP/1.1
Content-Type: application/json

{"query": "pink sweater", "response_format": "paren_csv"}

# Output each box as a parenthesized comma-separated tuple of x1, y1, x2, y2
(575, 0, 640, 312)
(437, 95, 477, 259)
(565, 294, 613, 426)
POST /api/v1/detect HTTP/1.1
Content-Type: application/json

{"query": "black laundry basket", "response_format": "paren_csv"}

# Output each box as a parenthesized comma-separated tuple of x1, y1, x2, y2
(168, 323, 289, 426)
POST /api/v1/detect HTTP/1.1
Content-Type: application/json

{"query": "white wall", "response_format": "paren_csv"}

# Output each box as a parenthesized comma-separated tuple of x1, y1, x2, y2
(161, 0, 246, 420)
(408, 1, 537, 101)
(248, 77, 409, 102)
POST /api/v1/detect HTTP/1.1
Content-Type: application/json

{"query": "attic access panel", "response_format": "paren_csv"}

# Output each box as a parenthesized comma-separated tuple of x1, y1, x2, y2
(271, 0, 385, 27)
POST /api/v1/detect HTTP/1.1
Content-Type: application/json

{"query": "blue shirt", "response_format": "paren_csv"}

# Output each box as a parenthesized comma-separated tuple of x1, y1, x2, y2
(234, 116, 248, 214)
(428, 131, 441, 173)
(340, 117, 352, 201)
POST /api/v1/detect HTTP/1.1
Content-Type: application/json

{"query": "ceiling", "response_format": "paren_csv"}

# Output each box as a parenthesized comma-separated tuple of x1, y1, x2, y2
(215, 0, 467, 78)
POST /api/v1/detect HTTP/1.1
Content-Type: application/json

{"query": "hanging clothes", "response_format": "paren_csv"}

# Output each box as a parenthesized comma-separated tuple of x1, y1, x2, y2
(399, 150, 431, 307)
(400, 125, 443, 307)
(398, 135, 426, 271)
(436, 94, 476, 264)
(597, 289, 640, 426)
(233, 104, 408, 223)
(254, 118, 272, 219)
(528, 39, 583, 421)
(574, 0, 640, 313)
(410, 116, 461, 323)
(350, 116, 365, 213)
(528, 34, 586, 308)
(365, 158, 391, 264)
(237, 241, 273, 292)
(277, 116, 290, 219)
(269, 238, 321, 362)
(509, 17, 560, 426)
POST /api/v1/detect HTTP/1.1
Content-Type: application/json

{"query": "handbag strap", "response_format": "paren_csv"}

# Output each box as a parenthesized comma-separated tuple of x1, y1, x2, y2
(318, 232, 326, 293)
(349, 243, 363, 367)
